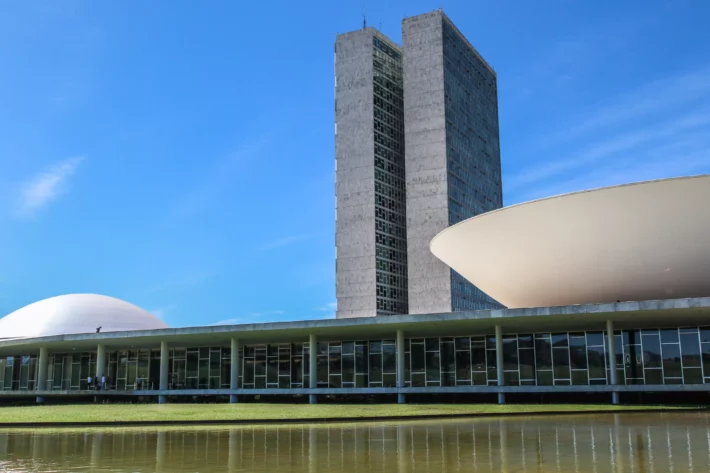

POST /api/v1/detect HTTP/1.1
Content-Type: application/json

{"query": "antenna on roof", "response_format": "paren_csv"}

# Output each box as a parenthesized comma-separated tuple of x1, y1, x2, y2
(363, 5, 367, 29)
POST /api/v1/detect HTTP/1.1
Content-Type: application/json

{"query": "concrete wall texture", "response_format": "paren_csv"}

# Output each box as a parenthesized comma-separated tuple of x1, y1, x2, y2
(336, 11, 503, 318)
(402, 12, 454, 314)
(335, 29, 378, 318)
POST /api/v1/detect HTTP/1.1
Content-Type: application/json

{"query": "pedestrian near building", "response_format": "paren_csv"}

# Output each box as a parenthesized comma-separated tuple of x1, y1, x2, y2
(87, 375, 93, 390)
(101, 374, 106, 391)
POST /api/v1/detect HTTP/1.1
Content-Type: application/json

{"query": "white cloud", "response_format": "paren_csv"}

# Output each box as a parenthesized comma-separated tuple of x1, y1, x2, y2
(148, 269, 218, 294)
(149, 304, 178, 320)
(210, 310, 285, 326)
(515, 128, 710, 203)
(17, 156, 84, 216)
(209, 305, 339, 326)
(210, 318, 243, 326)
(259, 234, 312, 251)
(546, 68, 710, 146)
(505, 64, 710, 203)
(171, 138, 267, 220)
(319, 302, 337, 312)
(318, 301, 337, 318)
(505, 11, 661, 102)
(507, 130, 655, 191)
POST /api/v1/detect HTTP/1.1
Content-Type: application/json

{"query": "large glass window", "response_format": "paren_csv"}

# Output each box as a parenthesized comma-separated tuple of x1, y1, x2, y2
(4, 357, 14, 390)
(680, 330, 701, 367)
(534, 335, 551, 367)
(425, 351, 440, 384)
(662, 343, 682, 380)
(641, 331, 662, 368)
(373, 35, 407, 316)
(552, 346, 570, 382)
(702, 336, 710, 383)
(4, 325, 709, 395)
(502, 336, 518, 370)
(443, 17, 503, 311)
(587, 331, 607, 382)
(624, 343, 643, 383)
(569, 334, 587, 370)
(519, 348, 535, 384)
(471, 337, 487, 385)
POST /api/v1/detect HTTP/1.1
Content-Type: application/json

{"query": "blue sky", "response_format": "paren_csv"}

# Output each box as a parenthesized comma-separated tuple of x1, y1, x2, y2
(0, 0, 708, 327)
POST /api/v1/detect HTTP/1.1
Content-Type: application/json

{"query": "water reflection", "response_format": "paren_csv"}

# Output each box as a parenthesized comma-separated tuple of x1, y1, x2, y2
(0, 413, 709, 472)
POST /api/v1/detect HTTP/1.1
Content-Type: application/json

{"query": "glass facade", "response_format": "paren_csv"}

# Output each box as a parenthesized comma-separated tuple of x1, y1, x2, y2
(5, 326, 710, 392)
(45, 352, 96, 390)
(372, 34, 408, 316)
(107, 349, 157, 390)
(240, 343, 306, 389)
(441, 17, 503, 311)
(0, 355, 37, 391)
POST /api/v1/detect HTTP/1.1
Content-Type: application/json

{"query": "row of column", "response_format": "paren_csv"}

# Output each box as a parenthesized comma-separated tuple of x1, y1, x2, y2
(34, 321, 621, 405)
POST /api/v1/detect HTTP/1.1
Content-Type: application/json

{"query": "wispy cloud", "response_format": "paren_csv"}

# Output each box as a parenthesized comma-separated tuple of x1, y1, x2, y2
(259, 234, 312, 251)
(210, 318, 242, 326)
(318, 301, 337, 318)
(171, 138, 268, 220)
(506, 11, 662, 101)
(518, 135, 710, 203)
(508, 109, 710, 192)
(506, 65, 710, 203)
(149, 304, 178, 320)
(17, 156, 83, 217)
(147, 268, 218, 294)
(321, 302, 337, 310)
(540, 68, 710, 147)
(209, 305, 338, 326)
(210, 310, 285, 326)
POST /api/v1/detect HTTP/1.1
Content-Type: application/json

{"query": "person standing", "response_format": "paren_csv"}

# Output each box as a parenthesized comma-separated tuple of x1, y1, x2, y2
(101, 374, 106, 391)
(87, 375, 93, 390)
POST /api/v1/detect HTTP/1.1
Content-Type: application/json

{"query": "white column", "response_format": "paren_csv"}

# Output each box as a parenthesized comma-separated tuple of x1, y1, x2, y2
(308, 425, 317, 473)
(36, 347, 48, 403)
(96, 344, 106, 380)
(159, 341, 169, 404)
(495, 324, 505, 404)
(31, 432, 43, 464)
(396, 329, 406, 404)
(397, 424, 409, 473)
(309, 334, 317, 404)
(155, 430, 166, 472)
(90, 433, 102, 470)
(230, 338, 240, 403)
(606, 320, 619, 405)
(228, 428, 238, 472)
(499, 418, 508, 471)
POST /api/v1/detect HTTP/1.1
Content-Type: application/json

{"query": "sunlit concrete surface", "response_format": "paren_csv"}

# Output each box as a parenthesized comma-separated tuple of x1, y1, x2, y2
(0, 294, 169, 339)
(431, 174, 710, 309)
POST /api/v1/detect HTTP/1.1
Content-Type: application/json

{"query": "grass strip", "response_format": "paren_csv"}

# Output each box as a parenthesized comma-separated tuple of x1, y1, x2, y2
(0, 403, 690, 425)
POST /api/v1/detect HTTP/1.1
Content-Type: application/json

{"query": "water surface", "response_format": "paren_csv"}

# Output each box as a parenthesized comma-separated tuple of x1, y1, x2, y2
(1, 412, 709, 472)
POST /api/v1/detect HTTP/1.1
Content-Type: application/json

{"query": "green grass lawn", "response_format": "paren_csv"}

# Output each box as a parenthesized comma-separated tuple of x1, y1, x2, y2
(0, 403, 690, 424)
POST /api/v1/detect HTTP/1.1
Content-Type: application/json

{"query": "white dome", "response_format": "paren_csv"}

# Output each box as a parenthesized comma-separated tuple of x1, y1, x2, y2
(0, 294, 169, 339)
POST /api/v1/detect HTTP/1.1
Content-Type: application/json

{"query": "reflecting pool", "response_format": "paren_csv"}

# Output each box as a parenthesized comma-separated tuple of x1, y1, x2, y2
(1, 412, 709, 472)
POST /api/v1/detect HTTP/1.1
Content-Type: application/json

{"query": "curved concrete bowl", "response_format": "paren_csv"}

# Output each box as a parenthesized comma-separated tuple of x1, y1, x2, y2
(430, 174, 710, 309)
